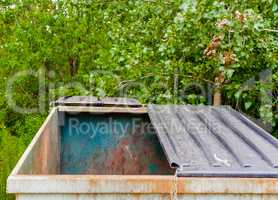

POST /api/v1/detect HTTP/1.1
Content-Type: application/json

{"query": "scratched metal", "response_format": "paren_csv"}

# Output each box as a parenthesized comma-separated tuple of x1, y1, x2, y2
(16, 194, 278, 200)
(60, 113, 174, 175)
(17, 108, 60, 175)
(55, 96, 142, 107)
(148, 105, 278, 178)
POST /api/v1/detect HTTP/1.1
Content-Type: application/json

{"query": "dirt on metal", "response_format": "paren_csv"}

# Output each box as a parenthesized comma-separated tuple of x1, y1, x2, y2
(85, 125, 174, 175)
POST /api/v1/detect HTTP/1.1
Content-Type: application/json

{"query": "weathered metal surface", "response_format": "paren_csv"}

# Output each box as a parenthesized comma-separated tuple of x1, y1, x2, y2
(16, 194, 278, 200)
(17, 194, 170, 200)
(60, 113, 173, 175)
(11, 108, 60, 175)
(58, 105, 148, 114)
(55, 96, 142, 107)
(148, 105, 278, 177)
(8, 175, 278, 194)
(8, 104, 278, 200)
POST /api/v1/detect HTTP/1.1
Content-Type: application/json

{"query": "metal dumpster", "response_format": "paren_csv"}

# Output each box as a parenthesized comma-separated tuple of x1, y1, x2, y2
(7, 96, 278, 200)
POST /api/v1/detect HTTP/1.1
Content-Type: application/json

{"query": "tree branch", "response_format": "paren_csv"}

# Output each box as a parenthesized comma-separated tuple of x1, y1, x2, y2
(263, 29, 278, 33)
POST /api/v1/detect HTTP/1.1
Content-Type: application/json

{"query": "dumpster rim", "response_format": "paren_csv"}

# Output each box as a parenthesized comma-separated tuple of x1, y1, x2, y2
(7, 174, 278, 194)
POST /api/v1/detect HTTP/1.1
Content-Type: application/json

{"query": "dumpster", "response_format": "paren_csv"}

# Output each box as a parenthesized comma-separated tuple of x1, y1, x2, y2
(7, 96, 278, 199)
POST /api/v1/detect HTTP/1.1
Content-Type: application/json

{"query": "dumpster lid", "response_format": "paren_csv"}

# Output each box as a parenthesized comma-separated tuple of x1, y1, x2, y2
(148, 104, 278, 177)
(55, 96, 142, 107)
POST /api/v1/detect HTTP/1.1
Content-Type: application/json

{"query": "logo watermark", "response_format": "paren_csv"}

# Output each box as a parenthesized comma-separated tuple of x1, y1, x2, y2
(5, 68, 274, 133)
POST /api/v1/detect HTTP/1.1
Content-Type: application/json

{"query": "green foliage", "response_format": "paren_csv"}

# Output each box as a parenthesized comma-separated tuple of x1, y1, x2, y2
(0, 128, 20, 200)
(0, 115, 44, 200)
(0, 0, 277, 199)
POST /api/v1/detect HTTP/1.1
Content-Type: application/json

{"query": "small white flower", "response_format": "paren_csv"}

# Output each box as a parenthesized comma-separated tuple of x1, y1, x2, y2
(158, 44, 166, 52)
(9, 4, 16, 9)
(46, 25, 51, 33)
(174, 13, 184, 23)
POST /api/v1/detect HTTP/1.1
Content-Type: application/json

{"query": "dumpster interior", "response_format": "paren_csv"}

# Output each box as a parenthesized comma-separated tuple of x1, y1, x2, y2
(60, 112, 174, 175)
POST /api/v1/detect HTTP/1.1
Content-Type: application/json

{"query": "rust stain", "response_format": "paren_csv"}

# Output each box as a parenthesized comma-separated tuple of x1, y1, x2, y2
(255, 179, 277, 194)
(42, 127, 49, 174)
(89, 179, 97, 188)
(182, 178, 278, 194)
(21, 115, 59, 175)
(9, 175, 278, 195)
(83, 123, 174, 175)
(33, 126, 54, 174)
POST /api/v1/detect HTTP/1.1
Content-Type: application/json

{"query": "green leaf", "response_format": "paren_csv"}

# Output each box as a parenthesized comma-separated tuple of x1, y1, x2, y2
(225, 69, 235, 79)
(234, 91, 242, 100)
(272, 4, 278, 12)
(244, 101, 253, 110)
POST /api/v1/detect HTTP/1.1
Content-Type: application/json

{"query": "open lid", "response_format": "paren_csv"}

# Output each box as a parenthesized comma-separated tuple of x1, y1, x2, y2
(55, 96, 142, 107)
(148, 104, 278, 177)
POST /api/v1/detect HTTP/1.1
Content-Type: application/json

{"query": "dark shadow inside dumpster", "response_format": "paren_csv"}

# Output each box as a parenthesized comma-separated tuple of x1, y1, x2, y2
(60, 112, 174, 175)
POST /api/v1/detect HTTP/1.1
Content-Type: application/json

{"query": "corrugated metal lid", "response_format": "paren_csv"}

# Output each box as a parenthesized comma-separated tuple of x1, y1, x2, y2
(148, 104, 278, 177)
(55, 96, 141, 107)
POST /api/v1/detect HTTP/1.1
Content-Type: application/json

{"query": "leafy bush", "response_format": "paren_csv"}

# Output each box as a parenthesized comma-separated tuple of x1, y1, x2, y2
(0, 129, 20, 200)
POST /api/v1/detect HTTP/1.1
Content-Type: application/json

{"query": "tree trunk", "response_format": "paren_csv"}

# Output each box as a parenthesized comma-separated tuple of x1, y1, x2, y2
(213, 71, 224, 106)
(213, 90, 221, 106)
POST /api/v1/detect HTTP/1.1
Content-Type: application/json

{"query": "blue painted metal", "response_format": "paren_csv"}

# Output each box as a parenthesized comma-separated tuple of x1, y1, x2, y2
(60, 113, 174, 175)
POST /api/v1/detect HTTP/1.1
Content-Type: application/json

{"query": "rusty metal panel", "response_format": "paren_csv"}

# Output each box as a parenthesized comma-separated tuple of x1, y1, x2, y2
(17, 194, 169, 200)
(148, 105, 278, 178)
(8, 175, 278, 194)
(14, 108, 60, 175)
(60, 112, 174, 175)
(15, 194, 278, 200)
(55, 96, 142, 107)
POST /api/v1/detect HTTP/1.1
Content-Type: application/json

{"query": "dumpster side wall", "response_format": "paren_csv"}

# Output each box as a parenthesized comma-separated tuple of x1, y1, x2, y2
(8, 175, 278, 194)
(10, 108, 60, 175)
(16, 194, 278, 200)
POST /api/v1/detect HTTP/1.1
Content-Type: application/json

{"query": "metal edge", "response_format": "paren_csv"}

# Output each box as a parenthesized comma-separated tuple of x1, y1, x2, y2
(54, 96, 142, 108)
(7, 175, 278, 194)
(57, 105, 148, 114)
(146, 104, 180, 169)
(8, 108, 58, 177)
(178, 171, 278, 178)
